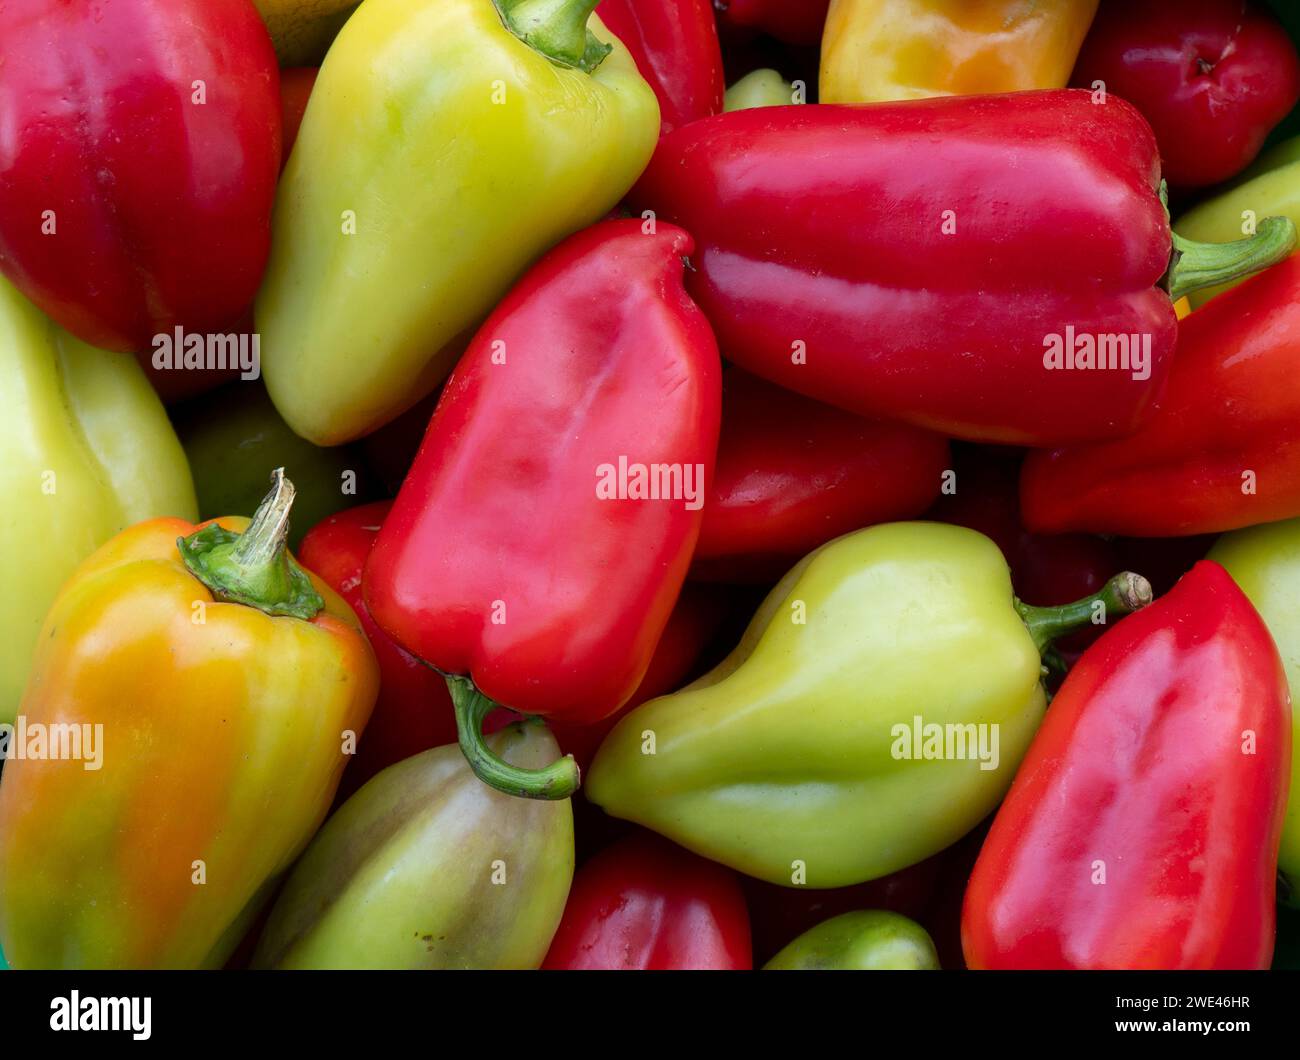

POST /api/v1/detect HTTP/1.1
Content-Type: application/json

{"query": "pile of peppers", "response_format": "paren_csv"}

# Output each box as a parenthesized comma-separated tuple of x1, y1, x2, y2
(4, 0, 1300, 974)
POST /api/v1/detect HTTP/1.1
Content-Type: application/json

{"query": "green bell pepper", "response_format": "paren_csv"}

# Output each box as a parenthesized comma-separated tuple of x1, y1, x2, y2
(1175, 134, 1300, 309)
(252, 721, 574, 968)
(0, 276, 197, 724)
(1208, 519, 1300, 905)
(172, 382, 381, 548)
(764, 911, 940, 970)
(586, 522, 1151, 888)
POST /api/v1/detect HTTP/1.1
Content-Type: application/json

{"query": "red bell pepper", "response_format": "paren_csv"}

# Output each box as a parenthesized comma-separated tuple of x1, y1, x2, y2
(597, 0, 724, 134)
(542, 832, 752, 970)
(1022, 254, 1300, 536)
(279, 68, 319, 170)
(0, 0, 280, 354)
(962, 561, 1291, 969)
(693, 367, 950, 582)
(632, 90, 1296, 446)
(364, 219, 722, 799)
(298, 502, 458, 804)
(716, 0, 831, 46)
(1072, 0, 1300, 188)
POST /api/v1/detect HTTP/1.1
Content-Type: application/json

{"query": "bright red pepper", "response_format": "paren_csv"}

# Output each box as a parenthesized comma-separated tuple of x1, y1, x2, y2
(298, 502, 458, 804)
(717, 0, 831, 46)
(279, 68, 319, 170)
(962, 561, 1290, 970)
(691, 368, 949, 582)
(1071, 0, 1300, 188)
(632, 91, 1294, 446)
(364, 219, 721, 799)
(0, 0, 280, 354)
(597, 0, 724, 134)
(1022, 255, 1300, 536)
(542, 832, 752, 970)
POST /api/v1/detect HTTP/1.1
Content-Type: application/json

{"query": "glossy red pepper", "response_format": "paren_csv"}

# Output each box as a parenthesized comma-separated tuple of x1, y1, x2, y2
(364, 219, 721, 799)
(963, 561, 1290, 969)
(542, 832, 751, 970)
(279, 68, 319, 170)
(298, 502, 457, 804)
(0, 0, 280, 354)
(1022, 255, 1300, 536)
(632, 91, 1294, 446)
(1072, 0, 1300, 188)
(692, 368, 950, 582)
(716, 0, 831, 46)
(597, 0, 724, 134)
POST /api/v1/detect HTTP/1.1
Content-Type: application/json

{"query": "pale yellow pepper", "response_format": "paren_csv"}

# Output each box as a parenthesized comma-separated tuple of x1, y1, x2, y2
(820, 0, 1099, 104)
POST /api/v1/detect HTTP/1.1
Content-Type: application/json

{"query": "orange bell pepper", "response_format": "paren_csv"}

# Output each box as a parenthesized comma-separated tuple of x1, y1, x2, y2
(0, 470, 378, 969)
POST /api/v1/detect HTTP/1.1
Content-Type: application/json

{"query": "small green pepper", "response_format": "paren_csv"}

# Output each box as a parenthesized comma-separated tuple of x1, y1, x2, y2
(764, 911, 940, 970)
(725, 69, 798, 111)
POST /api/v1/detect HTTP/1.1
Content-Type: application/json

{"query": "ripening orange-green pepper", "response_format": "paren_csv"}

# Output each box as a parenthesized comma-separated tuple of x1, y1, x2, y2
(820, 0, 1099, 104)
(0, 470, 379, 969)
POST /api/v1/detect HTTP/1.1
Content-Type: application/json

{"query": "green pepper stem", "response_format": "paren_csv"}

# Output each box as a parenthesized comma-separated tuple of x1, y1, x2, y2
(446, 674, 580, 800)
(176, 467, 324, 620)
(497, 0, 611, 72)
(1015, 572, 1153, 656)
(1165, 217, 1297, 301)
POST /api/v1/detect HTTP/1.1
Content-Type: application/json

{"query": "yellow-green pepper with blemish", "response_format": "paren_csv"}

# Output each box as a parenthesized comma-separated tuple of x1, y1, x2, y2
(0, 276, 197, 724)
(586, 522, 1152, 888)
(258, 0, 660, 445)
(253, 723, 573, 968)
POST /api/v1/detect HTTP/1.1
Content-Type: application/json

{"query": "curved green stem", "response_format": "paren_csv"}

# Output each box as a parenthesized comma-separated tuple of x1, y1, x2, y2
(177, 467, 323, 619)
(1016, 572, 1153, 656)
(1163, 193, 1296, 300)
(447, 674, 580, 800)
(497, 0, 610, 72)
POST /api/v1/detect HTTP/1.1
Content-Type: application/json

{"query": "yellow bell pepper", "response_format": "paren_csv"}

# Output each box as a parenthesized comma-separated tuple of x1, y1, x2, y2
(820, 0, 1099, 104)
(258, 0, 659, 445)
(0, 276, 196, 725)
(0, 471, 379, 968)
